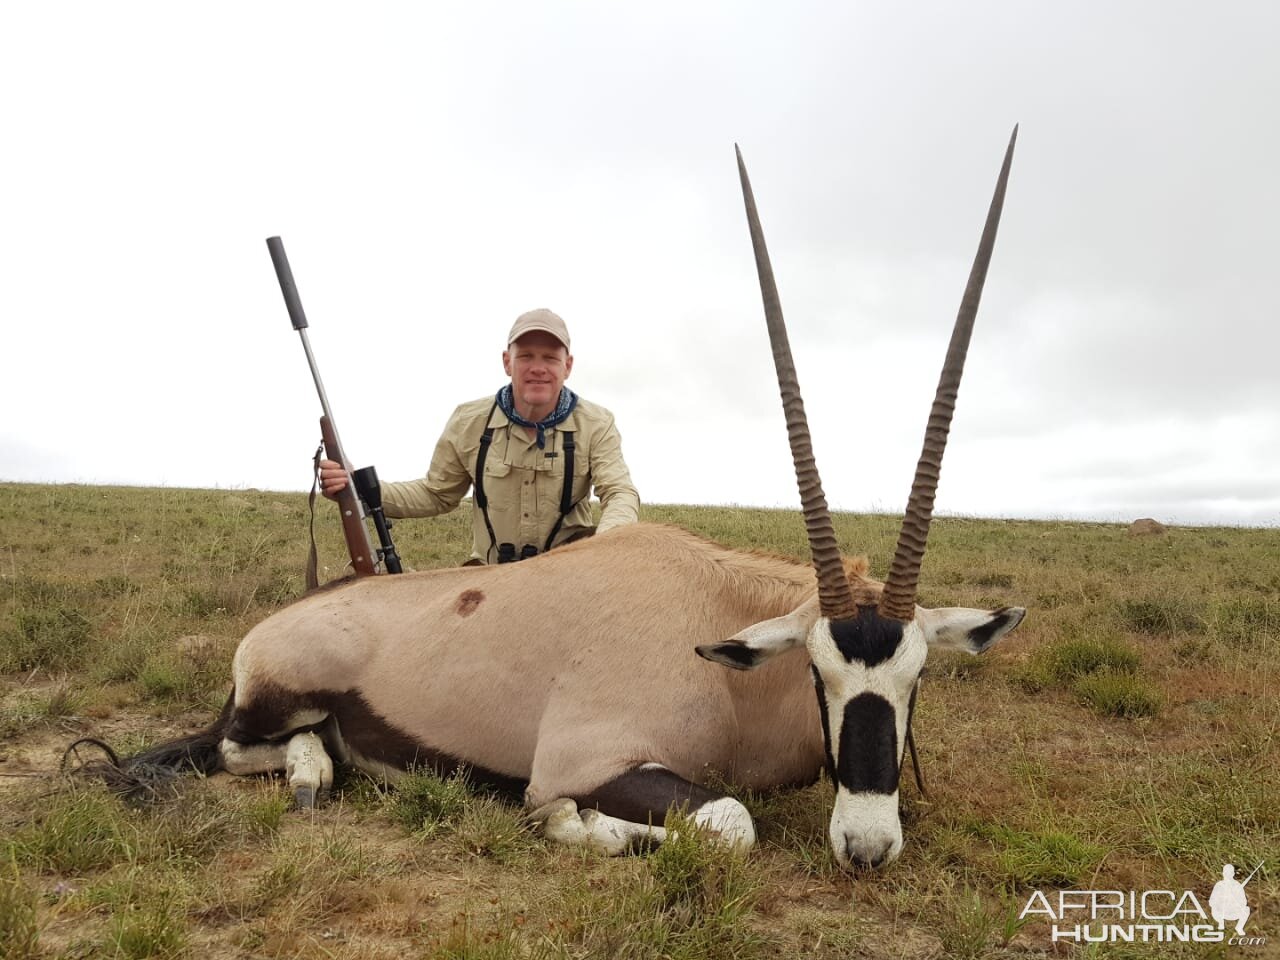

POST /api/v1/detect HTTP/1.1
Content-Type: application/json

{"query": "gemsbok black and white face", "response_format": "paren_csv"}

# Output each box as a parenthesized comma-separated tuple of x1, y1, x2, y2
(706, 128, 1023, 869)
(701, 598, 1025, 868)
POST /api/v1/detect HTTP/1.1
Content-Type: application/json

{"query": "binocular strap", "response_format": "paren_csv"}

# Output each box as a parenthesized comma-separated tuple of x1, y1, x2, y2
(474, 401, 584, 563)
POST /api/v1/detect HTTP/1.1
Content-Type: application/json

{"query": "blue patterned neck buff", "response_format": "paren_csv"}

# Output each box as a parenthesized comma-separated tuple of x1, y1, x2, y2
(497, 384, 578, 449)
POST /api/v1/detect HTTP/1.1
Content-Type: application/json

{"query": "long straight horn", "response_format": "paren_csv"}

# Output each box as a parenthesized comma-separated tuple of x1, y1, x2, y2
(736, 145, 857, 620)
(878, 126, 1018, 623)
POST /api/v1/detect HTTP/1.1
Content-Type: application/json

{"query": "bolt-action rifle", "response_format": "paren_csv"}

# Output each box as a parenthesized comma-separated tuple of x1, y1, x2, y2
(266, 236, 402, 583)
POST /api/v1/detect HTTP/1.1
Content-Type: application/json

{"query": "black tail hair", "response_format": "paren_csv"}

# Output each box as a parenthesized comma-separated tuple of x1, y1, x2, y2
(64, 690, 234, 803)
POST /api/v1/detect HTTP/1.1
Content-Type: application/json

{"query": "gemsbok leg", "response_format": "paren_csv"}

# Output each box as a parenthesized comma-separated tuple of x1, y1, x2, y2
(528, 765, 756, 855)
(221, 731, 335, 808)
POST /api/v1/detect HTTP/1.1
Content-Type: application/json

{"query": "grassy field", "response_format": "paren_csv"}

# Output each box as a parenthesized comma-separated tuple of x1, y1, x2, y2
(1, 481, 1276, 959)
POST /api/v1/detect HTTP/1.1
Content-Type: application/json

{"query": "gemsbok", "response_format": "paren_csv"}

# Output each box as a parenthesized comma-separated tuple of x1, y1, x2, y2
(81, 131, 1024, 870)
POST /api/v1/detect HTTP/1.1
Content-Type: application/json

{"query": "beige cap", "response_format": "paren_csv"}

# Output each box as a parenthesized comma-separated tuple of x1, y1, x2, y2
(507, 308, 570, 350)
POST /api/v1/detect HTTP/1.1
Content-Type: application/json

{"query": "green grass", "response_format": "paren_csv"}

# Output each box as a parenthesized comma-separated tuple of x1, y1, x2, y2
(1122, 755, 1278, 865)
(1016, 630, 1164, 718)
(744, 779, 842, 878)
(0, 602, 93, 672)
(555, 813, 767, 960)
(994, 828, 1105, 887)
(388, 767, 475, 837)
(934, 886, 999, 960)
(381, 767, 540, 862)
(1209, 595, 1278, 648)
(5, 782, 288, 881)
(200, 827, 386, 936)
(1022, 633, 1140, 688)
(650, 813, 756, 916)
(107, 898, 187, 959)
(0, 859, 40, 960)
(0, 680, 85, 738)
(1074, 671, 1162, 718)
(0, 481, 1277, 959)
(453, 796, 542, 864)
(962, 821, 1106, 887)
(1115, 596, 1205, 635)
(426, 912, 563, 960)
(8, 787, 135, 874)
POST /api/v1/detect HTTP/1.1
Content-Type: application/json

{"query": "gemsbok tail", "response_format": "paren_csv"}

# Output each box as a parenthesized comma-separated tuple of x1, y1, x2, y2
(64, 690, 232, 802)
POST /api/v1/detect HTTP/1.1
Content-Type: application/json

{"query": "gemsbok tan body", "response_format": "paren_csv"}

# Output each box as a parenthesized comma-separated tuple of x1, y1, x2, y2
(88, 130, 1025, 870)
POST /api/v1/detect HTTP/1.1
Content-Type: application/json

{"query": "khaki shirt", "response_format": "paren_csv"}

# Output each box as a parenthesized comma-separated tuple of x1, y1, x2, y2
(380, 394, 640, 564)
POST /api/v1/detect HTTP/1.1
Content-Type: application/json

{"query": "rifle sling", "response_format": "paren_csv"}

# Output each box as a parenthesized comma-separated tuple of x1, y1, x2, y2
(305, 440, 324, 590)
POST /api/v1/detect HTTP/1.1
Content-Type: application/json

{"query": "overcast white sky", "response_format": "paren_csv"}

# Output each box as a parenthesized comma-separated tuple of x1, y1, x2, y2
(2, 2, 1277, 528)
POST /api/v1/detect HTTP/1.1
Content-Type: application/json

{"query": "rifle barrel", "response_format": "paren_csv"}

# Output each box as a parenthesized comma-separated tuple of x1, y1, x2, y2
(296, 327, 342, 455)
(266, 236, 379, 578)
(266, 237, 345, 450)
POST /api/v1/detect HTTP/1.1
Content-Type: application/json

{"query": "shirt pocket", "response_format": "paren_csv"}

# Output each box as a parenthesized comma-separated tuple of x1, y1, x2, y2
(542, 438, 590, 504)
(477, 457, 512, 507)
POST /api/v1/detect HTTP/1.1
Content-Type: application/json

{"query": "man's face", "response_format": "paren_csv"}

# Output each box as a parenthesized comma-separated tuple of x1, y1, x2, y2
(503, 330, 573, 417)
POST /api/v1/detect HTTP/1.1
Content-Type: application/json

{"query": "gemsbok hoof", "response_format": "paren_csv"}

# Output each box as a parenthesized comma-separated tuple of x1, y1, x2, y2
(527, 797, 579, 831)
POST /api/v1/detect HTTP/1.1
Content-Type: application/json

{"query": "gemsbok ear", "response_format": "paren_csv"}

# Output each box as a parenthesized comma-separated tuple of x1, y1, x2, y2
(916, 606, 1027, 655)
(696, 608, 813, 671)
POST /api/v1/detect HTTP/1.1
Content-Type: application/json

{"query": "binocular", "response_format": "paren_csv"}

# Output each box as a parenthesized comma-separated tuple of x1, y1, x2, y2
(497, 543, 539, 564)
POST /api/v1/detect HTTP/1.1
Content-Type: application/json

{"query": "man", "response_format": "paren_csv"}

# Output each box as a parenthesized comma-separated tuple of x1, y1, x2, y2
(320, 308, 640, 564)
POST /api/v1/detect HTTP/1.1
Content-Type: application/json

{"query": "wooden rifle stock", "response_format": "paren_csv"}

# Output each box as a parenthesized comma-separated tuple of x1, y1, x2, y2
(321, 415, 378, 577)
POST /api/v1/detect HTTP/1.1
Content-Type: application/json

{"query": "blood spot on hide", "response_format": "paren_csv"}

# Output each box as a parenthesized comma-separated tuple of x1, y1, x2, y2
(455, 589, 485, 617)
